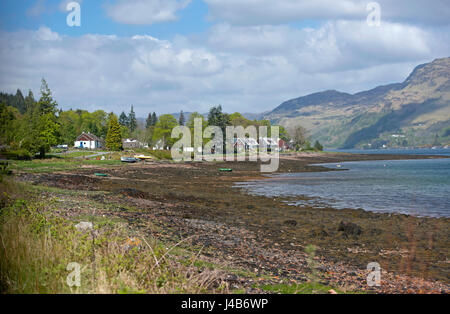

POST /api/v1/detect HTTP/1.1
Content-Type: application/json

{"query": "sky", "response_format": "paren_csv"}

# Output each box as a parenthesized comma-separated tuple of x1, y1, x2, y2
(0, 0, 449, 116)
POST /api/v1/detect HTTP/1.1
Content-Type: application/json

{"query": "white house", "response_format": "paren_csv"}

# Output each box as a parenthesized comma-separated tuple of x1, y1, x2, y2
(259, 137, 279, 151)
(123, 138, 148, 149)
(74, 132, 104, 150)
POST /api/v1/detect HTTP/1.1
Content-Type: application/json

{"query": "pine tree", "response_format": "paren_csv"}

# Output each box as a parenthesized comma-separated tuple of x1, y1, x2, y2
(179, 110, 185, 126)
(146, 113, 152, 129)
(128, 105, 137, 133)
(106, 114, 122, 151)
(23, 79, 60, 158)
(151, 112, 157, 126)
(313, 140, 323, 151)
(15, 89, 26, 114)
(119, 111, 129, 127)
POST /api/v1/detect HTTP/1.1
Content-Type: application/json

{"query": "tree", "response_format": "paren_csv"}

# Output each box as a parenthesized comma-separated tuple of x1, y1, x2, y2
(187, 112, 207, 130)
(292, 126, 308, 151)
(179, 110, 185, 126)
(24, 90, 36, 113)
(208, 105, 230, 134)
(0, 103, 20, 145)
(151, 112, 157, 126)
(128, 106, 137, 133)
(23, 79, 60, 158)
(278, 126, 290, 142)
(146, 113, 152, 129)
(119, 111, 129, 127)
(58, 110, 78, 145)
(187, 112, 208, 147)
(106, 114, 122, 151)
(152, 114, 178, 149)
(313, 140, 323, 151)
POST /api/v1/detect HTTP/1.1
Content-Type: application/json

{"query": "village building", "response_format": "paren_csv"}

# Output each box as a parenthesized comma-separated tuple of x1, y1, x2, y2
(122, 138, 148, 149)
(259, 137, 279, 151)
(232, 138, 259, 152)
(74, 132, 104, 150)
(278, 139, 289, 151)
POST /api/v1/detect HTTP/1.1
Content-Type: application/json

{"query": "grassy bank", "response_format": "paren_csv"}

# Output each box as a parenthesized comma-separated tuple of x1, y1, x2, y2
(9, 158, 122, 174)
(0, 177, 350, 294)
(0, 180, 228, 294)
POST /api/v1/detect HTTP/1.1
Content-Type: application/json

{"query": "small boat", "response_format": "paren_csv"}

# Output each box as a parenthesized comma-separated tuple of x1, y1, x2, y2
(134, 155, 153, 160)
(219, 168, 233, 172)
(121, 157, 138, 163)
(94, 173, 109, 177)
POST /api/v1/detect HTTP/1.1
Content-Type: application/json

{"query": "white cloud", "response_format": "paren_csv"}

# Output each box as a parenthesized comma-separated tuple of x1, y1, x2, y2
(0, 21, 447, 115)
(206, 21, 440, 72)
(106, 0, 191, 25)
(204, 0, 450, 26)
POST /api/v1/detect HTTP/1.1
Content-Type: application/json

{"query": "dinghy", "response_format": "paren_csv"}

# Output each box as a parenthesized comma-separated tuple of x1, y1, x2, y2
(121, 157, 138, 163)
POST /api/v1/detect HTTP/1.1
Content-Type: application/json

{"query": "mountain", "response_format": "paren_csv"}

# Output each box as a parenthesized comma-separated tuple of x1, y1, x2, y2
(264, 57, 450, 148)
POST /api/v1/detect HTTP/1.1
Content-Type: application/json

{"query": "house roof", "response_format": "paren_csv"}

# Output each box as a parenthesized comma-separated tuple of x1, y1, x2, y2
(232, 138, 259, 146)
(260, 137, 278, 145)
(76, 132, 103, 142)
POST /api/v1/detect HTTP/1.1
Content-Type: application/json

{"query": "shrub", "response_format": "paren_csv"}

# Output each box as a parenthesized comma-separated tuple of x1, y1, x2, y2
(1, 149, 32, 160)
(148, 150, 173, 160)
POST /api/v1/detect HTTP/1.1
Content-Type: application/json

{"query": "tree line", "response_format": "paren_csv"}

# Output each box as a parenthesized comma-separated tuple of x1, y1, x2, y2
(0, 80, 322, 158)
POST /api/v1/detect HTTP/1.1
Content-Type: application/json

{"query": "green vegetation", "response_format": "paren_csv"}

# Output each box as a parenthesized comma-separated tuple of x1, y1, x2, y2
(105, 114, 123, 151)
(313, 140, 323, 151)
(10, 158, 121, 174)
(0, 80, 312, 162)
(259, 282, 344, 294)
(0, 180, 227, 294)
(152, 114, 179, 148)
(178, 111, 185, 126)
(148, 150, 173, 160)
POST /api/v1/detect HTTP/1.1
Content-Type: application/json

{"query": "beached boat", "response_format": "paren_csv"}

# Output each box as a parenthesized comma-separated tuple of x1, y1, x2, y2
(134, 155, 153, 160)
(121, 157, 138, 163)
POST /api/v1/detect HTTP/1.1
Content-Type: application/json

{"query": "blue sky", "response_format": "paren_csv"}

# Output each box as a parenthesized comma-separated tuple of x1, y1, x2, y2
(0, 0, 449, 116)
(0, 0, 211, 38)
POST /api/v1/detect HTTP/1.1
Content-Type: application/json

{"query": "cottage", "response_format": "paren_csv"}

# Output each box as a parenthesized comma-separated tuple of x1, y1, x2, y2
(244, 138, 259, 150)
(74, 132, 104, 150)
(123, 138, 148, 149)
(231, 138, 259, 153)
(278, 139, 289, 151)
(232, 138, 246, 152)
(259, 137, 279, 151)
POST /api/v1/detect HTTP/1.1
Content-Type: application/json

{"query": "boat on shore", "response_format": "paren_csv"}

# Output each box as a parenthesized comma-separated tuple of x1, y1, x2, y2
(120, 157, 138, 163)
(134, 155, 153, 160)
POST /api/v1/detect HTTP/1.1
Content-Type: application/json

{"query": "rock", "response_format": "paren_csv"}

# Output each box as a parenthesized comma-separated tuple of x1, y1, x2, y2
(309, 227, 329, 238)
(338, 221, 362, 237)
(283, 220, 297, 227)
(75, 221, 93, 232)
(117, 188, 147, 199)
(328, 289, 338, 294)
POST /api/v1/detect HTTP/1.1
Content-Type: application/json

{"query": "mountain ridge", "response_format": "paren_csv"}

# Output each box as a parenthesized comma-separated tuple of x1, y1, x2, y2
(264, 57, 450, 148)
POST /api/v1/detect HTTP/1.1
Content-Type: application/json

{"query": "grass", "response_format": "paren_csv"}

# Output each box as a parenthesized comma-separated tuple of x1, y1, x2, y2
(0, 179, 228, 294)
(56, 151, 101, 159)
(259, 282, 341, 294)
(9, 158, 121, 173)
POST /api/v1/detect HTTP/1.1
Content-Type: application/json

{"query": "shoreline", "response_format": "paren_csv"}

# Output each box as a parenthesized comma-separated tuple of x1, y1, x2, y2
(8, 152, 450, 293)
(236, 154, 450, 219)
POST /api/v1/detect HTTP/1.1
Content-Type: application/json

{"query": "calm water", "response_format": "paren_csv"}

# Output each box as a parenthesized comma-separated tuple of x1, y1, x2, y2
(236, 149, 450, 218)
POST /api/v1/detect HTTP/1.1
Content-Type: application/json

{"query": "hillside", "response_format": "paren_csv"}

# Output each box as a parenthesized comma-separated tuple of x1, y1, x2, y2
(265, 57, 450, 148)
